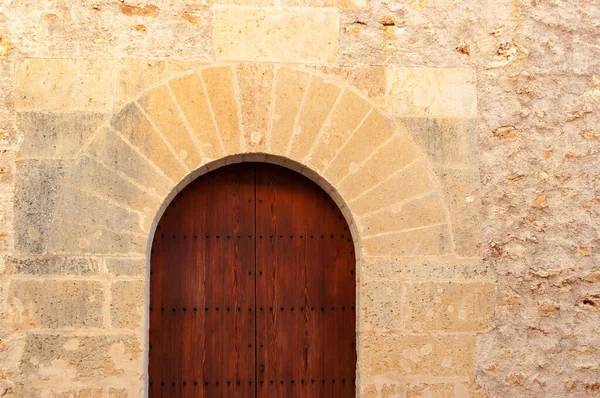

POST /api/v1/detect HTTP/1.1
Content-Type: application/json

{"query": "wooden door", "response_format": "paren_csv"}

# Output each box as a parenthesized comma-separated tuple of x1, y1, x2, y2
(148, 163, 356, 398)
(255, 164, 356, 397)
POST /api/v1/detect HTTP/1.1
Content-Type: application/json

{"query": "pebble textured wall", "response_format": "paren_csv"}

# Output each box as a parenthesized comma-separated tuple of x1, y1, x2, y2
(0, 0, 597, 397)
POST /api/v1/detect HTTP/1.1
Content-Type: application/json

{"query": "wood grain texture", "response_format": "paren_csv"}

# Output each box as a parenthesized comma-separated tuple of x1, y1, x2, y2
(148, 163, 356, 397)
(255, 164, 356, 398)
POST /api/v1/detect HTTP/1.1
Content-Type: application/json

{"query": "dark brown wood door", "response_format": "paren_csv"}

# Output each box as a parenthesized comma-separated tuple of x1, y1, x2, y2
(148, 163, 356, 398)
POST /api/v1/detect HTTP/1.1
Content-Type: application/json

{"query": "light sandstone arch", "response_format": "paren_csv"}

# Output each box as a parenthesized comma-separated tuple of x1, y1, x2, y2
(48, 63, 453, 259)
(46, 62, 456, 392)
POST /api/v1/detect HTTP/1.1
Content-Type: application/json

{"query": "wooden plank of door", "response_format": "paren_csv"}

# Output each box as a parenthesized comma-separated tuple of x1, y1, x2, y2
(255, 163, 356, 398)
(149, 163, 256, 397)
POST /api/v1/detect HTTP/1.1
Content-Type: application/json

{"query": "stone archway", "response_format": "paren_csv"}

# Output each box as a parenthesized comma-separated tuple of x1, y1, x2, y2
(43, 63, 478, 396)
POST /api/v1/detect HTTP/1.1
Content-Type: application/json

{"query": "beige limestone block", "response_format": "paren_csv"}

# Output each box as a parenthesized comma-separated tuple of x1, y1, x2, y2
(111, 280, 144, 329)
(307, 89, 372, 173)
(51, 390, 104, 398)
(66, 156, 161, 214)
(201, 66, 241, 155)
(439, 169, 482, 258)
(349, 158, 437, 216)
(404, 281, 495, 332)
(19, 333, 141, 381)
(169, 72, 223, 160)
(360, 257, 403, 280)
(106, 258, 146, 277)
(360, 280, 403, 330)
(54, 185, 144, 235)
(48, 218, 146, 255)
(359, 193, 446, 236)
(360, 333, 475, 377)
(324, 109, 394, 184)
(403, 260, 493, 280)
(111, 103, 187, 182)
(15, 59, 114, 111)
(86, 128, 173, 198)
(269, 67, 310, 155)
(348, 66, 386, 104)
(116, 58, 203, 106)
(212, 8, 339, 64)
(16, 112, 107, 160)
(289, 75, 341, 162)
(3, 256, 101, 276)
(204, 0, 273, 5)
(386, 67, 477, 118)
(401, 117, 479, 168)
(406, 383, 459, 397)
(138, 85, 203, 169)
(337, 134, 422, 201)
(236, 63, 274, 151)
(7, 280, 104, 329)
(362, 223, 451, 257)
(109, 389, 129, 398)
(277, 0, 365, 9)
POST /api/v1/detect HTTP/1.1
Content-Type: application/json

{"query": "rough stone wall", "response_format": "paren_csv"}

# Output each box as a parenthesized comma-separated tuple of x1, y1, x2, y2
(0, 0, 597, 398)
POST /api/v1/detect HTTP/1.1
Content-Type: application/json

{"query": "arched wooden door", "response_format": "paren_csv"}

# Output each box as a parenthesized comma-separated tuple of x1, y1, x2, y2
(148, 163, 356, 397)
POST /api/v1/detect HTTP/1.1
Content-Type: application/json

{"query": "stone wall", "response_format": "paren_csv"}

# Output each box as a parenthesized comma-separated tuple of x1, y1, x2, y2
(0, 0, 597, 397)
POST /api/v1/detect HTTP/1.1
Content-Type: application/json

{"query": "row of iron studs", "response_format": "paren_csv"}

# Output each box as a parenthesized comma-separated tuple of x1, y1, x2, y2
(149, 378, 356, 387)
(150, 305, 356, 312)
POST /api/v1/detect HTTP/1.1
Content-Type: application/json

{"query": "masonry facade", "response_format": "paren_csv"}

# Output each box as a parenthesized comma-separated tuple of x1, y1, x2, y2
(0, 1, 598, 397)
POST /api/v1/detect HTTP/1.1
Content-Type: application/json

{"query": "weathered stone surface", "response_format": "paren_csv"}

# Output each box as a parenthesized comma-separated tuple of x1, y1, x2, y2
(169, 72, 223, 160)
(16, 112, 107, 160)
(205, 0, 363, 7)
(236, 63, 274, 151)
(307, 89, 372, 172)
(362, 224, 451, 257)
(360, 257, 403, 280)
(8, 2, 213, 60)
(138, 85, 203, 169)
(111, 103, 187, 182)
(6, 280, 104, 329)
(47, 218, 146, 255)
(347, 66, 386, 105)
(201, 67, 241, 155)
(19, 333, 141, 386)
(65, 156, 161, 214)
(324, 109, 394, 184)
(0, 112, 18, 149)
(359, 192, 446, 236)
(386, 67, 477, 118)
(360, 280, 403, 330)
(401, 117, 479, 168)
(14, 160, 68, 254)
(337, 134, 422, 200)
(0, 61, 14, 111)
(289, 75, 341, 161)
(110, 280, 144, 329)
(53, 185, 144, 235)
(3, 256, 100, 275)
(15, 59, 114, 111)
(213, 8, 339, 63)
(349, 158, 437, 216)
(269, 67, 310, 155)
(0, 149, 14, 186)
(439, 169, 482, 257)
(116, 59, 204, 106)
(86, 127, 173, 198)
(360, 333, 475, 377)
(108, 389, 128, 398)
(404, 281, 495, 332)
(403, 260, 495, 280)
(106, 258, 145, 277)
